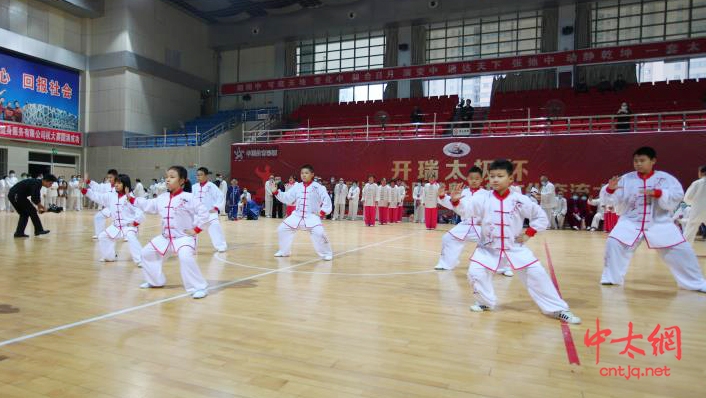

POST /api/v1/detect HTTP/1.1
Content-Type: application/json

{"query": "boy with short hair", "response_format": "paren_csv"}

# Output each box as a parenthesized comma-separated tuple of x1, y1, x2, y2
(599, 146, 706, 292)
(273, 165, 333, 260)
(450, 159, 581, 323)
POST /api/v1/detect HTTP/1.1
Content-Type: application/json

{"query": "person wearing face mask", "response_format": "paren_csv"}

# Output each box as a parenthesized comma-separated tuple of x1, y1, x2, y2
(68, 175, 82, 211)
(615, 102, 631, 132)
(412, 180, 424, 223)
(347, 181, 360, 220)
(539, 176, 557, 229)
(285, 176, 297, 217)
(554, 191, 568, 229)
(333, 178, 348, 221)
(683, 165, 706, 244)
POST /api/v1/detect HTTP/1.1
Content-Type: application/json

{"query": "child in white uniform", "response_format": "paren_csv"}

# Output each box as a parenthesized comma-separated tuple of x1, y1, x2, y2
(273, 164, 333, 260)
(600, 146, 706, 292)
(132, 166, 211, 299)
(83, 174, 143, 265)
(194, 167, 228, 252)
(450, 159, 581, 324)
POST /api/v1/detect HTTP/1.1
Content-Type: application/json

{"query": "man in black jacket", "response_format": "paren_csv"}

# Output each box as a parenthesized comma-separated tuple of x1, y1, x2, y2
(8, 174, 57, 237)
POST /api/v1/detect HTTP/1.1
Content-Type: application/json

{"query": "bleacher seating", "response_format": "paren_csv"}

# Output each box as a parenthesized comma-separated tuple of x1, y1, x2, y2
(290, 95, 459, 128)
(168, 107, 279, 135)
(488, 79, 706, 120)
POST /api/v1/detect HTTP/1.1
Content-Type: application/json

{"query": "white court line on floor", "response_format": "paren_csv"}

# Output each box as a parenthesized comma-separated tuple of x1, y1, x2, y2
(0, 231, 420, 348)
(214, 254, 437, 276)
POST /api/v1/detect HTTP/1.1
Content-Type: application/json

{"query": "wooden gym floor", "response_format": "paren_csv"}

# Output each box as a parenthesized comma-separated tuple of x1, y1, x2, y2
(0, 210, 705, 398)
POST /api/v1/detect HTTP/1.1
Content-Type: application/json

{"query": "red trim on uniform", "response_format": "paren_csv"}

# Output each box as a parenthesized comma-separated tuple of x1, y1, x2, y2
(438, 194, 446, 200)
(200, 181, 207, 187)
(133, 221, 140, 227)
(638, 170, 655, 180)
(81, 188, 88, 195)
(525, 227, 537, 237)
(213, 206, 219, 212)
(606, 187, 616, 194)
(193, 226, 202, 234)
(303, 181, 312, 187)
(493, 189, 510, 200)
(451, 198, 460, 207)
(85, 180, 91, 185)
(653, 189, 662, 198)
(170, 189, 183, 197)
(272, 190, 279, 196)
(128, 196, 136, 204)
(319, 210, 326, 218)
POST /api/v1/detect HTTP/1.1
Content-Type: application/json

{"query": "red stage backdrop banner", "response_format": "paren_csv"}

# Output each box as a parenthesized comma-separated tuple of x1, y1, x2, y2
(231, 133, 706, 202)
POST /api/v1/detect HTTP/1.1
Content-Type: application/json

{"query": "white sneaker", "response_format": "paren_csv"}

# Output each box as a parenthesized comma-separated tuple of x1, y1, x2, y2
(136, 263, 142, 268)
(274, 251, 290, 257)
(555, 310, 581, 324)
(192, 289, 208, 299)
(216, 248, 227, 253)
(123, 237, 129, 242)
(92, 235, 98, 240)
(139, 282, 151, 289)
(572, 226, 579, 231)
(322, 255, 333, 261)
(498, 268, 514, 277)
(469, 302, 492, 312)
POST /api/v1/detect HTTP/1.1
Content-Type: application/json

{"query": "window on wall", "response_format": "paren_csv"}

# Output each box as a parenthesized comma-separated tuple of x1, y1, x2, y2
(426, 11, 543, 63)
(422, 76, 499, 106)
(637, 56, 706, 81)
(592, 0, 706, 47)
(339, 83, 388, 103)
(296, 31, 385, 76)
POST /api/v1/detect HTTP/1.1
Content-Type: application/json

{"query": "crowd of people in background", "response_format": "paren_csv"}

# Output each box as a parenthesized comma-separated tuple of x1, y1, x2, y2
(2, 167, 705, 242)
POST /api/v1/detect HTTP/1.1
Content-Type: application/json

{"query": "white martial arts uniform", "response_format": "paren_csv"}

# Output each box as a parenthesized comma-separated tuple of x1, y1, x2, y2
(333, 182, 348, 220)
(194, 181, 228, 252)
(5, 175, 19, 212)
(273, 181, 333, 258)
(455, 189, 572, 313)
(684, 176, 706, 243)
(412, 184, 423, 223)
(68, 178, 82, 211)
(133, 190, 210, 293)
(377, 183, 392, 224)
(265, 179, 275, 217)
(88, 180, 115, 237)
(588, 198, 605, 230)
(600, 170, 706, 291)
(361, 182, 379, 226)
(396, 185, 406, 222)
(347, 184, 360, 220)
(540, 181, 557, 229)
(47, 182, 58, 206)
(0, 179, 7, 211)
(84, 188, 143, 264)
(435, 188, 485, 270)
(133, 182, 146, 199)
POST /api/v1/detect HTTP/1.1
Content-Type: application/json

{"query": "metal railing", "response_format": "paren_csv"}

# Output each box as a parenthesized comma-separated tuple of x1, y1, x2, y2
(243, 109, 706, 143)
(123, 107, 280, 148)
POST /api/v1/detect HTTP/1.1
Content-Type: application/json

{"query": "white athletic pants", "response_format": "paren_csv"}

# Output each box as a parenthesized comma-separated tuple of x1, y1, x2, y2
(468, 261, 569, 313)
(98, 230, 142, 264)
(601, 237, 706, 290)
(277, 223, 332, 257)
(140, 243, 208, 293)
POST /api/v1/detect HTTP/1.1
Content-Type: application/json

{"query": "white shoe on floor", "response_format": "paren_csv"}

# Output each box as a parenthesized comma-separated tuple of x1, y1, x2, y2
(498, 268, 514, 277)
(322, 255, 333, 261)
(274, 251, 290, 257)
(216, 248, 227, 253)
(192, 289, 208, 299)
(469, 302, 492, 312)
(92, 235, 98, 240)
(139, 282, 152, 289)
(554, 310, 581, 324)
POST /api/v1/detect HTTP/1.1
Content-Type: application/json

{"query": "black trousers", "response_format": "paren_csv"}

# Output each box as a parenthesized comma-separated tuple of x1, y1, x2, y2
(9, 195, 43, 235)
(272, 199, 284, 219)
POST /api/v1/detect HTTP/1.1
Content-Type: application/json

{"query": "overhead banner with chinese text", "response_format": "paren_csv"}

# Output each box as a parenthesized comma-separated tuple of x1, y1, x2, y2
(0, 49, 79, 132)
(231, 133, 706, 202)
(222, 38, 706, 95)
